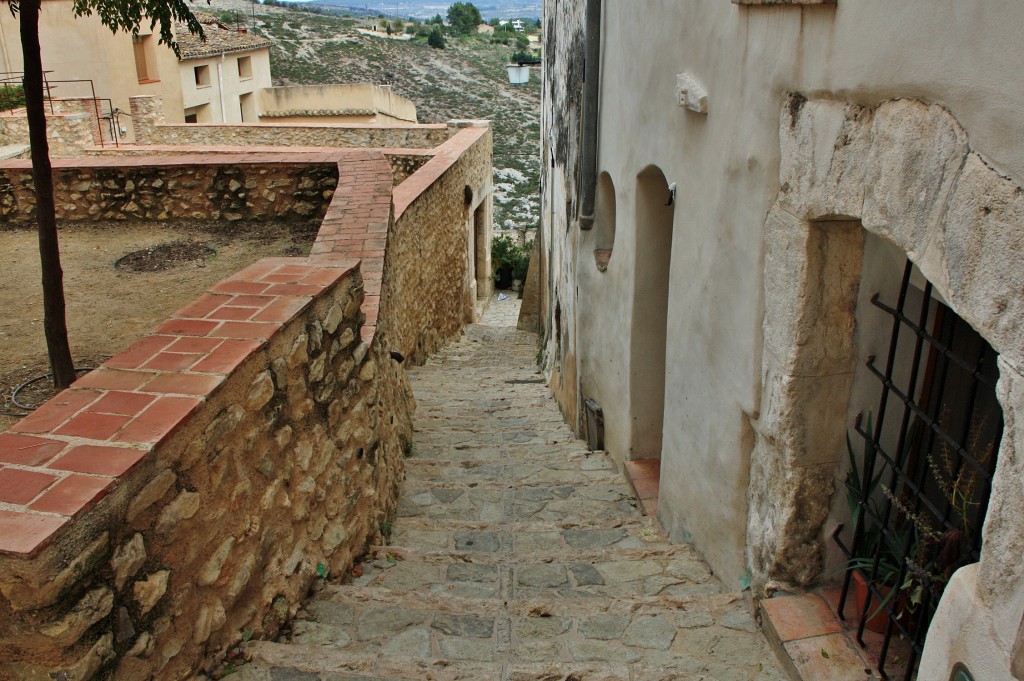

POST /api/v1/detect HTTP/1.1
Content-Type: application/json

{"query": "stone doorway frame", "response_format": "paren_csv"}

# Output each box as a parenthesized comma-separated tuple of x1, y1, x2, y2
(747, 95, 1024, 674)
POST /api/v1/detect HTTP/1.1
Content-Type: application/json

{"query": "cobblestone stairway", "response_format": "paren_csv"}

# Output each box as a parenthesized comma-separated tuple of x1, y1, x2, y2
(235, 297, 788, 681)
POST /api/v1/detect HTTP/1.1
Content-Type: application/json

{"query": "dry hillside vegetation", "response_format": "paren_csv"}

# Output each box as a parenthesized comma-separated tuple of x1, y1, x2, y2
(210, 0, 541, 237)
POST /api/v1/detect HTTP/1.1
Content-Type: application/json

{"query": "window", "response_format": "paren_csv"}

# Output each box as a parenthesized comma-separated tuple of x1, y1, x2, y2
(133, 34, 157, 82)
(184, 104, 210, 123)
(194, 65, 211, 88)
(239, 92, 257, 122)
(237, 55, 253, 79)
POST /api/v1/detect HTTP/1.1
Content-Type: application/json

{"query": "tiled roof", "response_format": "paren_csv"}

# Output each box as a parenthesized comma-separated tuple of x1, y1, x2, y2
(176, 12, 272, 60)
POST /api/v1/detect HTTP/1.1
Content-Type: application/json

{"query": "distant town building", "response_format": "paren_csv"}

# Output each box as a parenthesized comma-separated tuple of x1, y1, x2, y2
(175, 13, 272, 124)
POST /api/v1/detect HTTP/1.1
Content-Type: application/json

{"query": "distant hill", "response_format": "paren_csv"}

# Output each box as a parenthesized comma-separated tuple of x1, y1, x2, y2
(291, 0, 541, 20)
(227, 0, 541, 236)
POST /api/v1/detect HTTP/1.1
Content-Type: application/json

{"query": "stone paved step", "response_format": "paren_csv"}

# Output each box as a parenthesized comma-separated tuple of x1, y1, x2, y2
(401, 452, 620, 487)
(261, 586, 776, 677)
(384, 516, 664, 554)
(231, 297, 788, 681)
(339, 545, 718, 601)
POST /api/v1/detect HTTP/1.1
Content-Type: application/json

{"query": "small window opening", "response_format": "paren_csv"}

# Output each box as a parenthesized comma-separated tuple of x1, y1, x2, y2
(237, 55, 253, 79)
(194, 65, 211, 87)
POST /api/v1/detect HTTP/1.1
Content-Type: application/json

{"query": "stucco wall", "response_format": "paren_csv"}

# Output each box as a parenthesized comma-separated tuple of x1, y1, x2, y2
(180, 49, 272, 124)
(542, 2, 1024, 677)
(257, 84, 417, 124)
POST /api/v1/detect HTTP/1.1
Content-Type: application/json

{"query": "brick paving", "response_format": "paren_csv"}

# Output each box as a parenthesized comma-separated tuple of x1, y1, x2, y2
(237, 295, 788, 680)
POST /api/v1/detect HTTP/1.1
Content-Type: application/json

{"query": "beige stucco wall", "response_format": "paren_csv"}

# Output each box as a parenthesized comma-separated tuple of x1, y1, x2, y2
(542, 2, 1024, 678)
(0, 0, 184, 140)
(180, 48, 271, 124)
(256, 84, 417, 124)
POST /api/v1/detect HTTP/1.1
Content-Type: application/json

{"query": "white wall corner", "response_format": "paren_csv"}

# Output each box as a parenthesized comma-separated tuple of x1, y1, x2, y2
(676, 73, 708, 114)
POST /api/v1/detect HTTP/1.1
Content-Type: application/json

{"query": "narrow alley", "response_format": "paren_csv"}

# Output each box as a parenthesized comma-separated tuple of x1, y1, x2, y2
(235, 296, 788, 680)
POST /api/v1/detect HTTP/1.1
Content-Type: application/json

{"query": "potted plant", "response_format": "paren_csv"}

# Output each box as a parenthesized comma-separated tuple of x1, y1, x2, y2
(492, 234, 529, 291)
(842, 415, 920, 633)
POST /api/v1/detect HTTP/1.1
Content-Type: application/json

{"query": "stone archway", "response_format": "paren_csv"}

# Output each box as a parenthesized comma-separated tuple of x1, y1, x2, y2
(748, 97, 1024, 674)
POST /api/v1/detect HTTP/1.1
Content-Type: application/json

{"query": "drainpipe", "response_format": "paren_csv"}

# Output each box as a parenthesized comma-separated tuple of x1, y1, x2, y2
(576, 0, 602, 230)
(217, 54, 227, 122)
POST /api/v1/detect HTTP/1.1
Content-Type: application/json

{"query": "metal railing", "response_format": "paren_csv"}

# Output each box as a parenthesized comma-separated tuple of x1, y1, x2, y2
(0, 71, 120, 146)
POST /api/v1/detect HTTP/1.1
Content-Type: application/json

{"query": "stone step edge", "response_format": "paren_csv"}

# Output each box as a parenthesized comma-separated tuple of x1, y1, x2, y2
(384, 516, 658, 533)
(244, 641, 665, 681)
(312, 584, 731, 617)
(363, 542, 700, 566)
(398, 474, 625, 488)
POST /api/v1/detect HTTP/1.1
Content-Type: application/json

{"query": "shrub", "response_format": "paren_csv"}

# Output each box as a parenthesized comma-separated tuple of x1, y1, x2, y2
(427, 26, 446, 49)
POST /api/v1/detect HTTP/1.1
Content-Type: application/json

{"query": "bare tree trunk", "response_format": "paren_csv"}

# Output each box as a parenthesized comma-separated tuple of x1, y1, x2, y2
(19, 0, 77, 389)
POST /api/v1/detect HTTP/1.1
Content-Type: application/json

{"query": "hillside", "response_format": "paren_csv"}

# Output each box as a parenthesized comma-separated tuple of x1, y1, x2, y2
(209, 0, 541, 237)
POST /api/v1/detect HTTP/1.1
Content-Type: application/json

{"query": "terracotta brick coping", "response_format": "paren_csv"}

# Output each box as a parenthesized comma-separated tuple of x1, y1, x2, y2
(144, 121, 447, 131)
(392, 125, 490, 219)
(0, 126, 489, 556)
(0, 257, 359, 557)
(86, 144, 435, 158)
(0, 149, 381, 171)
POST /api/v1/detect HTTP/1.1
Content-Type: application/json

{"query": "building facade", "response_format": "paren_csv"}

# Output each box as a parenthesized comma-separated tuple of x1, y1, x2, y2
(540, 1, 1024, 678)
(176, 13, 272, 124)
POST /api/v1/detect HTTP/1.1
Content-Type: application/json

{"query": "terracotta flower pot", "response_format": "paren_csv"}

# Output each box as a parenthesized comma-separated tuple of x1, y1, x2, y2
(852, 570, 896, 634)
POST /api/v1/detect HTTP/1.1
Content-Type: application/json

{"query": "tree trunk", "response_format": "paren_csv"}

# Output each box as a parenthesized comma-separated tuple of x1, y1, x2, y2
(19, 0, 77, 389)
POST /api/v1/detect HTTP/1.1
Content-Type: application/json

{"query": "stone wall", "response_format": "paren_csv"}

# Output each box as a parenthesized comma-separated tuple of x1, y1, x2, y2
(0, 259, 413, 681)
(0, 109, 97, 158)
(130, 95, 449, 151)
(0, 128, 492, 680)
(384, 124, 493, 363)
(0, 155, 338, 225)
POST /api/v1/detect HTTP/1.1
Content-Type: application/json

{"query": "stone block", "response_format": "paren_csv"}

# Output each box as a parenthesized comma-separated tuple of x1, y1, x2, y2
(127, 471, 177, 523)
(156, 491, 201, 537)
(778, 97, 873, 221)
(198, 537, 235, 586)
(939, 154, 1024, 369)
(861, 100, 968, 259)
(134, 570, 170, 615)
(39, 587, 114, 648)
(112, 534, 147, 591)
(246, 371, 275, 410)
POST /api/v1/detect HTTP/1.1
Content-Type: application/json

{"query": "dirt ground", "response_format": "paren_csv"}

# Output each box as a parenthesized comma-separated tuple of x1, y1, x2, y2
(1, 220, 317, 430)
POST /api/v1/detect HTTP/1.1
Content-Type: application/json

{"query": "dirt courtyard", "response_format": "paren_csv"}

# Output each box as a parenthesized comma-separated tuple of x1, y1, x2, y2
(1, 220, 316, 430)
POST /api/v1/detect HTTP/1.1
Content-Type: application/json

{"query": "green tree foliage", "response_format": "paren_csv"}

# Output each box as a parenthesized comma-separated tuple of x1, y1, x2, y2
(428, 13, 443, 25)
(427, 24, 446, 49)
(9, 0, 205, 388)
(446, 2, 480, 35)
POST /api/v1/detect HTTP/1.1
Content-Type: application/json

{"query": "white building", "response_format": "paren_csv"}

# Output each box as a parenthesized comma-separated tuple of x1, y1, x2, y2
(540, 1, 1024, 679)
(176, 14, 272, 124)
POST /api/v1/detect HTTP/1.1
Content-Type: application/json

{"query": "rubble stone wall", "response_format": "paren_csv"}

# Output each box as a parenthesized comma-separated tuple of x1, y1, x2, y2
(0, 156, 337, 225)
(384, 124, 493, 363)
(0, 109, 97, 158)
(0, 260, 413, 681)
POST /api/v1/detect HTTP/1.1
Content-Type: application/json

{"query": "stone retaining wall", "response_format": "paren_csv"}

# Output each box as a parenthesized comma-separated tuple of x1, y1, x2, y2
(0, 156, 337, 225)
(0, 259, 413, 681)
(384, 124, 493, 363)
(130, 95, 449, 151)
(0, 109, 97, 158)
(0, 125, 492, 680)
